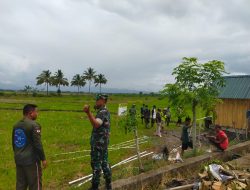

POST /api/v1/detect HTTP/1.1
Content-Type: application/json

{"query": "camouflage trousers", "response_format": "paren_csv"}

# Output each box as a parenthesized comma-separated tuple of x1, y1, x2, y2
(91, 146, 112, 190)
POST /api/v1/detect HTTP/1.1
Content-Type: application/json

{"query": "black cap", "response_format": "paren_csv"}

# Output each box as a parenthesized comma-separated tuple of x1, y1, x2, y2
(96, 94, 108, 101)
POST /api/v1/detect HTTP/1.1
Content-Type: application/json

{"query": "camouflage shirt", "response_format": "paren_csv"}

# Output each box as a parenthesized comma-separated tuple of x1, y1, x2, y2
(91, 106, 110, 148)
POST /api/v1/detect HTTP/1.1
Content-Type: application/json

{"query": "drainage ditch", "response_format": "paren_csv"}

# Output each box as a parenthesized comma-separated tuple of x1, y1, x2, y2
(109, 141, 250, 190)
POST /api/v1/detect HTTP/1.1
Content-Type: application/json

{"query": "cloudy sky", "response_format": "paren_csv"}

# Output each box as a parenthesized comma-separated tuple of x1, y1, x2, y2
(0, 0, 250, 92)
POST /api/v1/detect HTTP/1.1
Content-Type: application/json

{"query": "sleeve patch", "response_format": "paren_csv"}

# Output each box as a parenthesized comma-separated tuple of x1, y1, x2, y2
(36, 129, 41, 133)
(96, 118, 103, 125)
(14, 129, 27, 148)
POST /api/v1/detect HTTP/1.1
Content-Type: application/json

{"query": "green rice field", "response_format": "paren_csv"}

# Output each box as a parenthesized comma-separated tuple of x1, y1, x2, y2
(0, 93, 202, 189)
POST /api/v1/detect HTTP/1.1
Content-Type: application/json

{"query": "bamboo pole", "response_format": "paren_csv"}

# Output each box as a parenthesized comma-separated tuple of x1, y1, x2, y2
(134, 128, 144, 172)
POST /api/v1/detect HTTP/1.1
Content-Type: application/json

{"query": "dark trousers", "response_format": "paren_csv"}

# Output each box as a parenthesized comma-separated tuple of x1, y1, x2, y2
(141, 116, 144, 124)
(145, 118, 150, 128)
(151, 118, 156, 127)
(209, 139, 224, 151)
(16, 162, 42, 190)
(182, 141, 193, 150)
(166, 117, 170, 126)
(91, 146, 112, 190)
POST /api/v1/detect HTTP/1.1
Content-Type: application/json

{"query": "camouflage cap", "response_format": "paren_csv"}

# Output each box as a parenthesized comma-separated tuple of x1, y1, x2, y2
(96, 94, 108, 101)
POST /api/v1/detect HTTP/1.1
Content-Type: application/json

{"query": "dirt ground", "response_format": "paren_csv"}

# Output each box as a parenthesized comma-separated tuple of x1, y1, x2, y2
(163, 153, 250, 189)
(150, 127, 213, 159)
(148, 127, 250, 189)
(227, 153, 250, 171)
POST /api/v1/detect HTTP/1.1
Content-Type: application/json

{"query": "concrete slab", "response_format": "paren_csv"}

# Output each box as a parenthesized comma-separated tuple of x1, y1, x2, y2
(108, 141, 250, 190)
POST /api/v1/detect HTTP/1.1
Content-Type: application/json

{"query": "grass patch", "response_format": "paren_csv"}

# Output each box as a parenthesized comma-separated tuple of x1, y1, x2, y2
(183, 148, 206, 159)
(0, 94, 207, 190)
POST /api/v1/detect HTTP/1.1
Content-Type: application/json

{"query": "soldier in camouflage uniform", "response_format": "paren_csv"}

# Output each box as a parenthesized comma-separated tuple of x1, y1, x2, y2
(83, 94, 112, 190)
(129, 104, 136, 119)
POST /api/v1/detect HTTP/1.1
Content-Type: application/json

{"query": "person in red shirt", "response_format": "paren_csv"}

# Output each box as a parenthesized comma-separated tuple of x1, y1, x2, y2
(205, 125, 229, 151)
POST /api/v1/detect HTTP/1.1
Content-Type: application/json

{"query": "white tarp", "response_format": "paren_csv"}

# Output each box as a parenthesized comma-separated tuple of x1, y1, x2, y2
(209, 164, 234, 182)
(118, 104, 127, 116)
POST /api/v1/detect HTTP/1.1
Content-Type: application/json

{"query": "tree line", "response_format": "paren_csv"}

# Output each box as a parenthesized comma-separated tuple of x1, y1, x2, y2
(161, 57, 226, 153)
(36, 67, 107, 95)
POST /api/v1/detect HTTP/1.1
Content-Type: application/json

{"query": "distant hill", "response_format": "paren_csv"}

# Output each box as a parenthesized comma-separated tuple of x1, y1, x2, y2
(93, 87, 151, 94)
(0, 87, 153, 94)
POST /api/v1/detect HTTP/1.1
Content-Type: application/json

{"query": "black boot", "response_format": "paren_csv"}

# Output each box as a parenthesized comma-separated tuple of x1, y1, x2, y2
(89, 183, 99, 190)
(106, 179, 112, 190)
(106, 183, 112, 190)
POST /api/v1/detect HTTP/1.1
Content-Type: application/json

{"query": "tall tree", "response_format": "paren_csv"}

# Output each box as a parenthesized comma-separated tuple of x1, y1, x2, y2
(118, 105, 144, 172)
(83, 67, 96, 93)
(161, 57, 226, 152)
(24, 85, 32, 95)
(36, 70, 52, 96)
(94, 74, 107, 93)
(51, 69, 69, 95)
(71, 74, 86, 94)
(161, 83, 188, 122)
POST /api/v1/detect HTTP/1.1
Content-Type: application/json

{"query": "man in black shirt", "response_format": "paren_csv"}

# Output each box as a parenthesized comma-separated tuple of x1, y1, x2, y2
(140, 104, 145, 124)
(181, 117, 193, 156)
(144, 105, 150, 128)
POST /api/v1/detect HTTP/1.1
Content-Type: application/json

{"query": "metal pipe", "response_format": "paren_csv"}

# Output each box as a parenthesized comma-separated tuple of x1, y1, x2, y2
(76, 152, 154, 187)
(109, 136, 148, 147)
(196, 116, 213, 121)
(119, 152, 153, 165)
(53, 140, 148, 158)
(54, 149, 90, 156)
(52, 155, 90, 163)
(111, 151, 148, 168)
(109, 140, 148, 150)
(69, 173, 93, 185)
(68, 151, 149, 185)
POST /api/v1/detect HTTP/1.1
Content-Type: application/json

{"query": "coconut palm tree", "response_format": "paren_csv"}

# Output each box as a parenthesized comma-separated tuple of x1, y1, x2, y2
(36, 70, 52, 96)
(83, 67, 96, 93)
(51, 69, 69, 95)
(71, 74, 86, 94)
(24, 85, 33, 95)
(94, 74, 107, 93)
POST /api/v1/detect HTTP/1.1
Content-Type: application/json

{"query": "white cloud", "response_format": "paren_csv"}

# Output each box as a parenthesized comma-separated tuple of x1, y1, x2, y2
(0, 0, 250, 91)
(0, 51, 36, 73)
